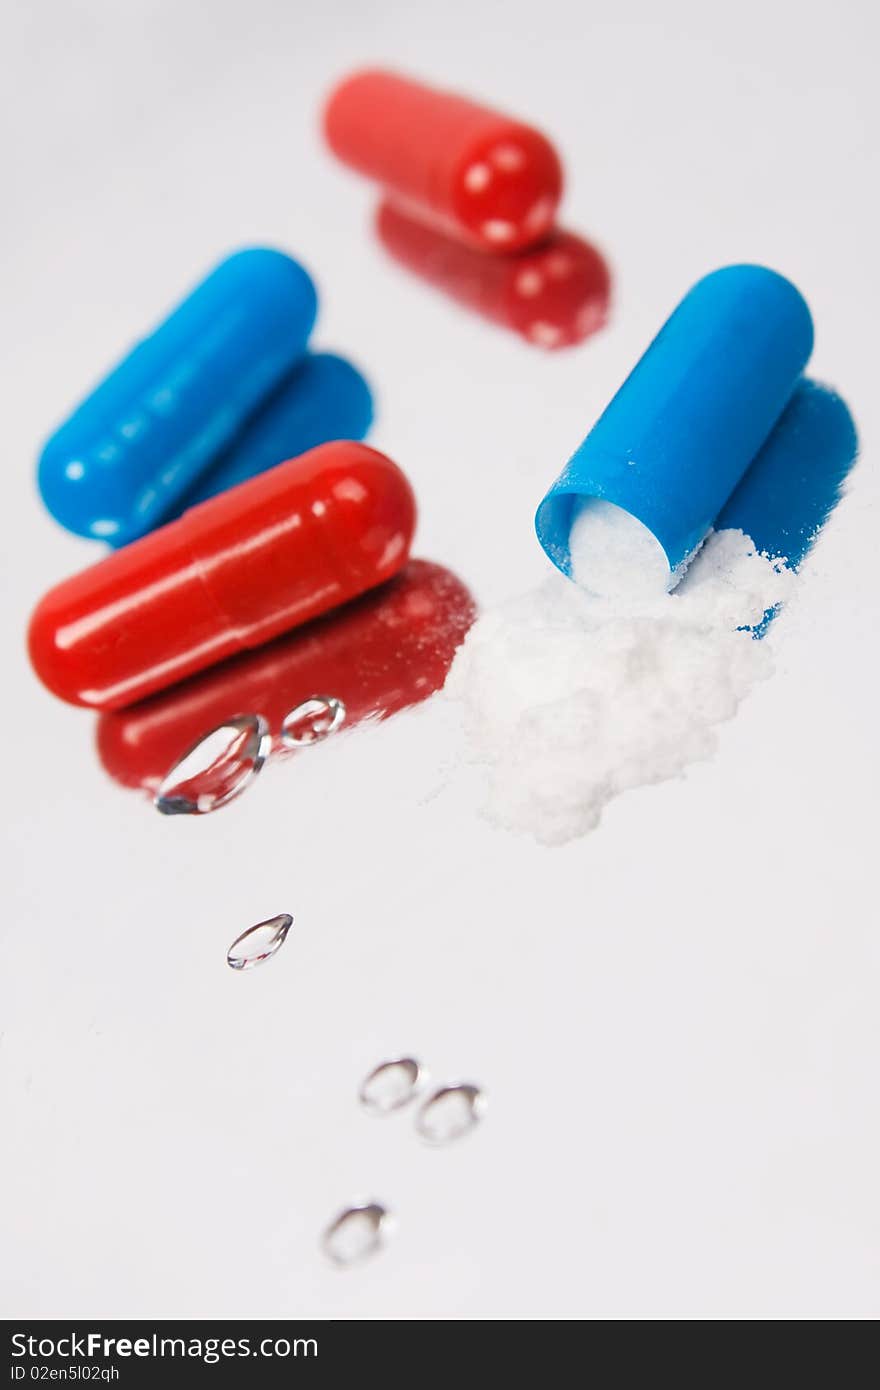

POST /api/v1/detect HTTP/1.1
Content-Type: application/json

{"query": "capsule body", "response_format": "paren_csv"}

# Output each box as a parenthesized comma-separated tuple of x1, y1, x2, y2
(325, 69, 562, 252)
(38, 249, 318, 545)
(163, 352, 373, 524)
(377, 203, 609, 347)
(535, 265, 814, 580)
(29, 442, 416, 710)
(96, 560, 476, 794)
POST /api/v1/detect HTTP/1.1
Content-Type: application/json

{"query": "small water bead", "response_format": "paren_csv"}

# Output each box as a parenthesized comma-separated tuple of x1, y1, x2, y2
(154, 714, 270, 815)
(226, 914, 293, 971)
(280, 695, 346, 749)
(416, 1083, 487, 1145)
(359, 1057, 423, 1115)
(322, 1202, 392, 1267)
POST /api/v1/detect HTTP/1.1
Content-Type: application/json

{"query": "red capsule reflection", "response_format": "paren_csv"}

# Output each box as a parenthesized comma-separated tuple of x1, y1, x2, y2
(377, 202, 611, 348)
(96, 560, 476, 797)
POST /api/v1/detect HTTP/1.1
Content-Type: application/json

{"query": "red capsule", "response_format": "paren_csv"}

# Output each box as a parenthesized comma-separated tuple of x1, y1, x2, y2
(96, 560, 476, 796)
(377, 202, 611, 348)
(324, 69, 563, 253)
(28, 442, 416, 711)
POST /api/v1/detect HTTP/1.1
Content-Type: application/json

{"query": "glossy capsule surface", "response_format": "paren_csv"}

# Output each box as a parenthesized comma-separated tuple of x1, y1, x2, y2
(377, 202, 609, 347)
(536, 265, 814, 580)
(325, 69, 562, 252)
(160, 352, 373, 527)
(29, 442, 416, 710)
(38, 249, 318, 545)
(96, 560, 476, 794)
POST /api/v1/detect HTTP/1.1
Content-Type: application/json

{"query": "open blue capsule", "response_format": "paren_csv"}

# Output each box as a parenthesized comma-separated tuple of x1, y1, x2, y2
(535, 265, 815, 587)
(37, 248, 318, 545)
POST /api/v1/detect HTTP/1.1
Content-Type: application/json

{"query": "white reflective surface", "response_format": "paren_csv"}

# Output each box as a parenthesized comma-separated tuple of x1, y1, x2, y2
(2, 0, 879, 1320)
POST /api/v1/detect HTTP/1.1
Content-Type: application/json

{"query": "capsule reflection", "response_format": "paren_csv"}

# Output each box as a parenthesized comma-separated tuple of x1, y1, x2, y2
(95, 559, 476, 797)
(377, 201, 611, 348)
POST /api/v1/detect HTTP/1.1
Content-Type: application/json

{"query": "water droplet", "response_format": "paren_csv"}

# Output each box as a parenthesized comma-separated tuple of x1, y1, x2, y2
(226, 913, 292, 971)
(280, 696, 346, 749)
(416, 1083, 487, 1145)
(359, 1057, 423, 1115)
(322, 1202, 391, 1267)
(154, 714, 270, 815)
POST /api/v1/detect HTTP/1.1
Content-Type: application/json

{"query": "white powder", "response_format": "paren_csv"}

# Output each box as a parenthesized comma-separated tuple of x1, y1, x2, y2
(568, 497, 673, 597)
(442, 529, 795, 845)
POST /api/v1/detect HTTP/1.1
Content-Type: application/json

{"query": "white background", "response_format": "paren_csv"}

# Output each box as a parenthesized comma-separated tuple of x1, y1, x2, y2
(2, 0, 878, 1319)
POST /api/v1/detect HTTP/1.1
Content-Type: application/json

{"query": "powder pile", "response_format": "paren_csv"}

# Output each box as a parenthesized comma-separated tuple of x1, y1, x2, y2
(442, 528, 795, 845)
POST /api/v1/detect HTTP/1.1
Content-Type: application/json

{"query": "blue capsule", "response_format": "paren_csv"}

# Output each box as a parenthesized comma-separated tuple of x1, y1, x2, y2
(38, 248, 318, 545)
(535, 265, 814, 582)
(165, 352, 373, 522)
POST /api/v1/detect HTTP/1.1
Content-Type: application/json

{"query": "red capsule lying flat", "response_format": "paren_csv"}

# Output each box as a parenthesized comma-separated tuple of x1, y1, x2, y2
(28, 442, 416, 711)
(96, 560, 476, 796)
(324, 69, 563, 253)
(377, 202, 611, 348)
